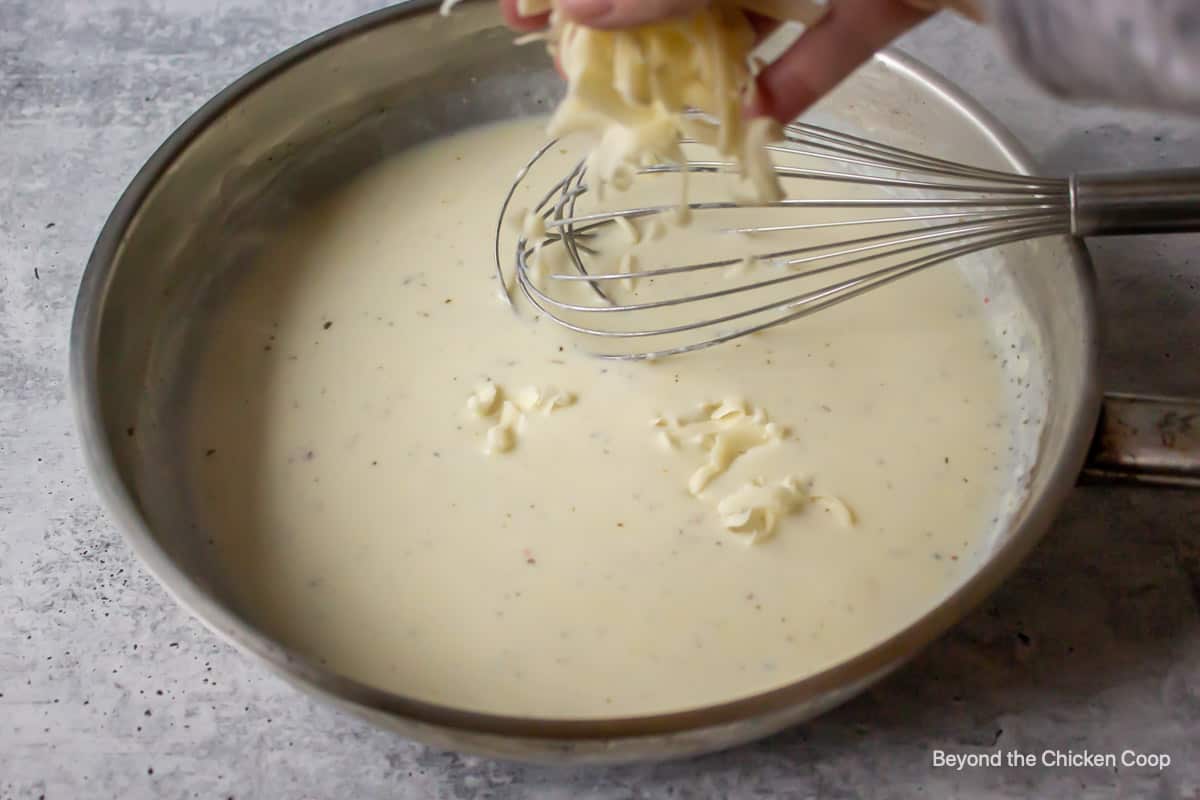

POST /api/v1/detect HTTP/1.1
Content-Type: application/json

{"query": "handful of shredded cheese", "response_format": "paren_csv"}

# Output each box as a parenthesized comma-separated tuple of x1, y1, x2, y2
(547, 2, 784, 202)
(443, 0, 831, 203)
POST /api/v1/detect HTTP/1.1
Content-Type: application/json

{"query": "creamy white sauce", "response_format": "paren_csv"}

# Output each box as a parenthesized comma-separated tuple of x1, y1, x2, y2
(188, 116, 1012, 718)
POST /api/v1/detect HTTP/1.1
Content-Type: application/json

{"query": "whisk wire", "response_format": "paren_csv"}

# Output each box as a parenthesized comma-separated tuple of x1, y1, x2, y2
(520, 216, 1058, 320)
(517, 223, 1059, 360)
(496, 119, 1086, 360)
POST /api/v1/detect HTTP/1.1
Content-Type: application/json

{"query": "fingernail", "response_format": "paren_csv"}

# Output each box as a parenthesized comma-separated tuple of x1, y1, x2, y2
(561, 0, 614, 22)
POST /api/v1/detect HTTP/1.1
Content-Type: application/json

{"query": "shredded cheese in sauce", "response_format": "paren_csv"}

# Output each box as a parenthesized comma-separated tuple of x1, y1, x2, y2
(717, 475, 808, 542)
(515, 385, 577, 413)
(653, 398, 788, 495)
(717, 477, 855, 542)
(654, 399, 855, 542)
(467, 382, 577, 453)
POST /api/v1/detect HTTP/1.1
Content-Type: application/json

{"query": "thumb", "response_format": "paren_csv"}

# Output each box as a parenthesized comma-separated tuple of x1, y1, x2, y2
(559, 0, 711, 28)
(749, 0, 928, 123)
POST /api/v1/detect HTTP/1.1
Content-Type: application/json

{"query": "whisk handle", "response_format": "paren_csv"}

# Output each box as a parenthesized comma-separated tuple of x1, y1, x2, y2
(1070, 169, 1200, 236)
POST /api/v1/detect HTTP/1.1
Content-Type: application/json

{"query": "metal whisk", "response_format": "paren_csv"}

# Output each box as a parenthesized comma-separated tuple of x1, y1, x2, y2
(496, 120, 1200, 360)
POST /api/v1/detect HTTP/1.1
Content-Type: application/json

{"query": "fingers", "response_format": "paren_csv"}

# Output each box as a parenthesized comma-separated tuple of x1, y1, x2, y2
(499, 0, 550, 31)
(744, 10, 781, 42)
(749, 0, 930, 124)
(499, 0, 925, 128)
(558, 0, 711, 28)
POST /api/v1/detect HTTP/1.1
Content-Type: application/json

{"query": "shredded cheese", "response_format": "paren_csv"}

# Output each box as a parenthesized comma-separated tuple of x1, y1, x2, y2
(547, 3, 788, 202)
(717, 475, 808, 542)
(438, 0, 830, 202)
(516, 385, 577, 413)
(653, 399, 854, 542)
(466, 382, 578, 454)
(652, 399, 787, 495)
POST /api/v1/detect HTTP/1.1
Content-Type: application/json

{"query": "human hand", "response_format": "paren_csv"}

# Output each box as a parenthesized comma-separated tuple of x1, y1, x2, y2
(498, 0, 936, 124)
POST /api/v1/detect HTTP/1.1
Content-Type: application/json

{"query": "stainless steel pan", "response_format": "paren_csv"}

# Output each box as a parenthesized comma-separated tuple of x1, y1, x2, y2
(70, 0, 1200, 764)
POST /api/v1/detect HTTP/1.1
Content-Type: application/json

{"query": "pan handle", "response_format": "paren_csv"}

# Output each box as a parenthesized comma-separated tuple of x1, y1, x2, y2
(1080, 393, 1200, 488)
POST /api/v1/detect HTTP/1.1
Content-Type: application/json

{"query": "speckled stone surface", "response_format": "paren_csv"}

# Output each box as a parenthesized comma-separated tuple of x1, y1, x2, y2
(2, 2, 1198, 798)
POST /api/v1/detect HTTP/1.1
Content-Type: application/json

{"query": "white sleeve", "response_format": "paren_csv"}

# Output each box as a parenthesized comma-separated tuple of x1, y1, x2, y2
(981, 0, 1200, 113)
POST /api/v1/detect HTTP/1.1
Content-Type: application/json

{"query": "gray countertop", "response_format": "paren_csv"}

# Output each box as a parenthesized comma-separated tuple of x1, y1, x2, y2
(2, 2, 1198, 797)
